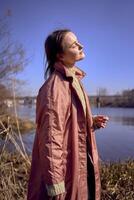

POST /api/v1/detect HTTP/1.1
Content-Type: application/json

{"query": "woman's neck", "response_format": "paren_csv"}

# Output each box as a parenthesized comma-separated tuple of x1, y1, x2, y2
(60, 61, 75, 68)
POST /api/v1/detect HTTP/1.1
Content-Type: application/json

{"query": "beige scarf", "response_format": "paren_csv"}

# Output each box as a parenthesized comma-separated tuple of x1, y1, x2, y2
(68, 67, 87, 116)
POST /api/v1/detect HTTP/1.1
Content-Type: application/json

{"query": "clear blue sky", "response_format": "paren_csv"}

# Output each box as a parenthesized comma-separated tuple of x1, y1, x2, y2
(0, 0, 134, 96)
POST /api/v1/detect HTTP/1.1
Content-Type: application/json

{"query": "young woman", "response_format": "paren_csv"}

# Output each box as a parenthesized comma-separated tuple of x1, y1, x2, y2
(27, 29, 109, 200)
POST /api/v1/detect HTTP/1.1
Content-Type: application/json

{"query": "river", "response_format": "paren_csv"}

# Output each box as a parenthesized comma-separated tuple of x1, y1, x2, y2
(2, 105, 134, 162)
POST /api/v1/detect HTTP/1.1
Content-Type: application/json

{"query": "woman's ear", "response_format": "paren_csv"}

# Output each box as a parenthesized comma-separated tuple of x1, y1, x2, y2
(57, 53, 64, 61)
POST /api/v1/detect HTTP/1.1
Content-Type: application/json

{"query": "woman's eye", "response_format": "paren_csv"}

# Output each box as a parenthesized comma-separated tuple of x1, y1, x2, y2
(72, 44, 76, 48)
(71, 43, 77, 48)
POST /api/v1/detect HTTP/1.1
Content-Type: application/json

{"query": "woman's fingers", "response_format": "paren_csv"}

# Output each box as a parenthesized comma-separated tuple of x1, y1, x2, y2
(98, 115, 109, 120)
(94, 115, 109, 128)
(101, 122, 107, 128)
(96, 115, 109, 122)
(55, 193, 66, 200)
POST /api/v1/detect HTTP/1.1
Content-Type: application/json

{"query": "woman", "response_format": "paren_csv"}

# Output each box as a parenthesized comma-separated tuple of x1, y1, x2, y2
(27, 29, 109, 200)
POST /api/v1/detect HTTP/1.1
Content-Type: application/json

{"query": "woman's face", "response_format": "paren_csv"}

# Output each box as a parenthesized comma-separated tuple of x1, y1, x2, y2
(59, 32, 85, 66)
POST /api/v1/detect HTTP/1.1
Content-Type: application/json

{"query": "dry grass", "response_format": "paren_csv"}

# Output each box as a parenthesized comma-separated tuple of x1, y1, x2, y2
(0, 151, 31, 200)
(0, 114, 36, 137)
(0, 150, 134, 200)
(0, 114, 31, 200)
(0, 82, 33, 200)
(101, 160, 134, 200)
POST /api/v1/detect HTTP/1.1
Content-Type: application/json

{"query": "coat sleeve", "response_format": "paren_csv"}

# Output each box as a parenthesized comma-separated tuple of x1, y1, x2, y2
(36, 86, 70, 197)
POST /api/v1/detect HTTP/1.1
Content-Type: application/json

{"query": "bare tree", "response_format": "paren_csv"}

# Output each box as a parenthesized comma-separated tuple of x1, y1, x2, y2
(0, 18, 28, 80)
(0, 17, 28, 113)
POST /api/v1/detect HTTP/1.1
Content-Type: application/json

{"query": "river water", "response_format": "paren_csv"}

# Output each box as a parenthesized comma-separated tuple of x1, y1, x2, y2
(2, 105, 134, 162)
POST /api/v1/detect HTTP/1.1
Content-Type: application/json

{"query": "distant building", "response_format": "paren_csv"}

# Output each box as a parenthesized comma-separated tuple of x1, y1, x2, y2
(96, 96, 101, 108)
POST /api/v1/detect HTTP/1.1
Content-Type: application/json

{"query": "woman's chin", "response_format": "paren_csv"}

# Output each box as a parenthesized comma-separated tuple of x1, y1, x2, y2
(77, 54, 85, 61)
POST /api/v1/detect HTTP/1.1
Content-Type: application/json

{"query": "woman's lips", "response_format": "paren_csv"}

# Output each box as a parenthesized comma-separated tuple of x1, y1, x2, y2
(80, 50, 84, 54)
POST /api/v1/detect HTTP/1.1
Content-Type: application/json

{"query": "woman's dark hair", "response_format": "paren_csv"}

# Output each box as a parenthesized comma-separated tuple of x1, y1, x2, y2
(44, 29, 71, 79)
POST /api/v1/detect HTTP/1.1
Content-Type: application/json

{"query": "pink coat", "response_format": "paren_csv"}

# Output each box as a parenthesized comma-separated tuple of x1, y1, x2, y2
(27, 62, 101, 200)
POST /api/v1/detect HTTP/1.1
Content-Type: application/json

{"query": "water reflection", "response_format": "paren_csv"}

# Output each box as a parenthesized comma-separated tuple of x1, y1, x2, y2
(1, 106, 134, 162)
(92, 107, 134, 126)
(110, 116, 134, 126)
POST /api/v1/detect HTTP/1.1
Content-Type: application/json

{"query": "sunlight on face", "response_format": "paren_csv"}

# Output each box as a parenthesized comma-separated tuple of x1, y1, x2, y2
(60, 32, 85, 66)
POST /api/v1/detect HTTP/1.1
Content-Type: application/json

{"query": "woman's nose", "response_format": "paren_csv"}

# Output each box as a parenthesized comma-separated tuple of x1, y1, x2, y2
(78, 42, 83, 49)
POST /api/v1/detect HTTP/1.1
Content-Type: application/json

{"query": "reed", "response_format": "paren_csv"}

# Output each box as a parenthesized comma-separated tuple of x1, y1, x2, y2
(0, 81, 31, 199)
(0, 151, 31, 200)
(0, 115, 31, 200)
(0, 150, 134, 200)
(101, 159, 134, 199)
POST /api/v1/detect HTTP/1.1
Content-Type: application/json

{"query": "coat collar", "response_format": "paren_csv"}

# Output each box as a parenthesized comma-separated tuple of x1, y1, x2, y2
(54, 61, 87, 120)
(54, 62, 86, 80)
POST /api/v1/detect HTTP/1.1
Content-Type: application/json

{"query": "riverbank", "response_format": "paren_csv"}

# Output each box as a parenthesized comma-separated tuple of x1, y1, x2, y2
(89, 95, 134, 108)
(0, 114, 36, 139)
(0, 151, 133, 200)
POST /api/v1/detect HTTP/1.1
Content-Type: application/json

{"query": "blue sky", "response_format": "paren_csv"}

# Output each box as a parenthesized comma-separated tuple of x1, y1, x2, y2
(0, 0, 134, 96)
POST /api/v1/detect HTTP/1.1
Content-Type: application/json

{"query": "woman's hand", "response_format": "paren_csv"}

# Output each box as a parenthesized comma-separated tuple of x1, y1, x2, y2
(49, 193, 66, 200)
(93, 115, 109, 129)
(56, 193, 65, 200)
